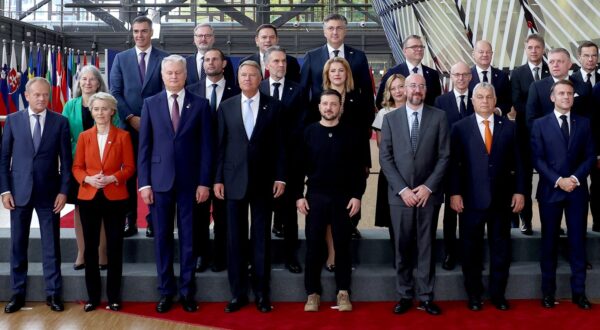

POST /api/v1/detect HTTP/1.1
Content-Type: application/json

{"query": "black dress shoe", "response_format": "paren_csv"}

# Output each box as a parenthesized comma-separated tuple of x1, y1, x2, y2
(586, 262, 593, 270)
(107, 302, 122, 311)
(467, 296, 482, 311)
(271, 226, 284, 238)
(83, 302, 97, 312)
(418, 300, 441, 315)
(123, 223, 138, 237)
(520, 221, 533, 236)
(156, 295, 173, 313)
(4, 295, 25, 313)
(195, 257, 210, 273)
(491, 298, 510, 311)
(559, 228, 566, 236)
(351, 228, 362, 239)
(224, 297, 248, 313)
(211, 262, 227, 272)
(541, 295, 555, 308)
(393, 298, 413, 314)
(180, 297, 199, 312)
(256, 297, 272, 313)
(285, 259, 303, 274)
(572, 294, 592, 310)
(442, 254, 455, 271)
(145, 226, 154, 238)
(46, 295, 64, 312)
(73, 263, 85, 270)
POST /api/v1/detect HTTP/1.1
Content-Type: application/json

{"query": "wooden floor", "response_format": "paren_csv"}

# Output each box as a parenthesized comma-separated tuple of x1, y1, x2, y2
(0, 303, 213, 330)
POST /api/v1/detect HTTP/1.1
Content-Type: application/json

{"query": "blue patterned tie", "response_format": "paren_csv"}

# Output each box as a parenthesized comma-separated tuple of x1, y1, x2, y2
(33, 114, 42, 152)
(410, 112, 419, 153)
(243, 99, 254, 139)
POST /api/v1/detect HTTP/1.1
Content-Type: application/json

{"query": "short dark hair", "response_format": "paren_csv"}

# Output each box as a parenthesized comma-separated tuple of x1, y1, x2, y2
(578, 41, 598, 55)
(550, 79, 575, 95)
(402, 35, 422, 48)
(324, 13, 348, 25)
(205, 48, 225, 61)
(525, 34, 545, 47)
(256, 24, 278, 37)
(132, 16, 153, 28)
(320, 89, 342, 103)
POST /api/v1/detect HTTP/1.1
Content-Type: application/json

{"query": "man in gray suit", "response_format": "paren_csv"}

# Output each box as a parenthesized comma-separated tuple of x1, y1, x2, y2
(379, 74, 450, 316)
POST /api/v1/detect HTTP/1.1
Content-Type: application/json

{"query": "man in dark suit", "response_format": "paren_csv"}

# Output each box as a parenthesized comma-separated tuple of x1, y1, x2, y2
(571, 41, 600, 232)
(1, 77, 71, 313)
(531, 80, 595, 310)
(110, 16, 169, 237)
(240, 24, 300, 83)
(138, 55, 214, 313)
(468, 40, 511, 116)
(186, 23, 235, 87)
(300, 13, 374, 107)
(190, 47, 239, 273)
(450, 82, 525, 311)
(379, 74, 450, 316)
(214, 61, 285, 313)
(259, 45, 306, 274)
(434, 61, 474, 270)
(377, 35, 441, 107)
(510, 34, 550, 235)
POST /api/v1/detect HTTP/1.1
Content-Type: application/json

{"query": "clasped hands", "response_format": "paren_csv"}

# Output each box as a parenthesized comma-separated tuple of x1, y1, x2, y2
(400, 185, 431, 207)
(557, 176, 578, 193)
(84, 172, 116, 189)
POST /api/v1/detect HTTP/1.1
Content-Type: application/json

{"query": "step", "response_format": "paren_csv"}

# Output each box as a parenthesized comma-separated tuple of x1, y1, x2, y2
(1, 229, 600, 264)
(1, 262, 599, 302)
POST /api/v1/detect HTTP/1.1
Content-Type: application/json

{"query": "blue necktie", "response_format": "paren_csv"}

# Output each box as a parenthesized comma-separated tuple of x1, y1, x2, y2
(243, 99, 254, 139)
(33, 114, 41, 152)
(410, 112, 419, 153)
(412, 67, 418, 74)
(210, 84, 218, 112)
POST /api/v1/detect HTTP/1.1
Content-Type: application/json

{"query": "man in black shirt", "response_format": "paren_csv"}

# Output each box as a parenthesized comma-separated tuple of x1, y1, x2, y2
(295, 89, 367, 312)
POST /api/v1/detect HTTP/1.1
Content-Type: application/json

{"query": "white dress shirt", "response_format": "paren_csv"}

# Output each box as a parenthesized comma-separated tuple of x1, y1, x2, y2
(166, 89, 185, 120)
(580, 69, 596, 86)
(528, 61, 543, 80)
(453, 89, 468, 113)
(28, 108, 47, 137)
(327, 44, 345, 59)
(405, 104, 423, 135)
(241, 92, 260, 123)
(135, 46, 153, 76)
(406, 62, 424, 75)
(475, 65, 492, 84)
(475, 112, 494, 143)
(269, 77, 285, 100)
(97, 129, 109, 162)
(205, 77, 225, 109)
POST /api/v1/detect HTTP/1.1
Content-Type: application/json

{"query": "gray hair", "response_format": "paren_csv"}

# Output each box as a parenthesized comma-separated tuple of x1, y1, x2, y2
(26, 77, 51, 91)
(238, 60, 262, 78)
(472, 82, 496, 98)
(194, 23, 214, 34)
(264, 45, 286, 65)
(548, 47, 570, 58)
(161, 54, 187, 73)
(88, 92, 118, 115)
(75, 65, 108, 97)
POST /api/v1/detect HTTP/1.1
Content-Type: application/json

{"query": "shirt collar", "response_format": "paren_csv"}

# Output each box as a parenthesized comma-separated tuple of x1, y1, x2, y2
(580, 69, 595, 80)
(206, 77, 225, 87)
(28, 108, 47, 118)
(476, 65, 491, 75)
(166, 88, 185, 100)
(405, 103, 423, 113)
(475, 112, 493, 124)
(269, 77, 285, 86)
(327, 44, 345, 56)
(453, 89, 468, 98)
(135, 46, 152, 57)
(242, 91, 260, 103)
(406, 61, 423, 74)
(554, 109, 570, 120)
(528, 61, 543, 71)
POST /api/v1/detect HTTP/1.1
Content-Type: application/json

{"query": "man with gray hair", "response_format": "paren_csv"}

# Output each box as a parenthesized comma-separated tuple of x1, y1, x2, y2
(449, 82, 524, 311)
(186, 23, 235, 86)
(138, 55, 214, 313)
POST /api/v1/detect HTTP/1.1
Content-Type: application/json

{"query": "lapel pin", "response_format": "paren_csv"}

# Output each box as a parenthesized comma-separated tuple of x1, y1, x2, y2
(349, 98, 354, 102)
(263, 105, 268, 110)
(289, 87, 293, 90)
(108, 141, 112, 144)
(328, 133, 333, 138)
(186, 104, 191, 109)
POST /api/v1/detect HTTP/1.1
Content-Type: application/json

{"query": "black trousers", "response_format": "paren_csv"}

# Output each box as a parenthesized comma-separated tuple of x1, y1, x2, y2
(442, 195, 458, 257)
(124, 126, 152, 231)
(590, 166, 600, 227)
(273, 189, 299, 260)
(304, 192, 353, 295)
(193, 192, 227, 265)
(79, 191, 126, 304)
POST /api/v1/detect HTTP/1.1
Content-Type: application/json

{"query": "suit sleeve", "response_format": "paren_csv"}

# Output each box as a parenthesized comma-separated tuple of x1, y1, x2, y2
(58, 118, 72, 195)
(572, 120, 596, 182)
(299, 52, 312, 98)
(137, 100, 153, 188)
(525, 83, 540, 132)
(355, 52, 375, 111)
(510, 69, 524, 113)
(110, 54, 135, 121)
(530, 120, 561, 184)
(497, 73, 512, 115)
(379, 114, 408, 194)
(274, 102, 287, 183)
(0, 117, 15, 193)
(113, 131, 136, 184)
(427, 71, 442, 105)
(448, 124, 464, 196)
(286, 56, 301, 83)
(72, 134, 87, 185)
(510, 123, 525, 194)
(214, 104, 227, 184)
(197, 100, 215, 187)
(423, 112, 450, 193)
(592, 84, 600, 156)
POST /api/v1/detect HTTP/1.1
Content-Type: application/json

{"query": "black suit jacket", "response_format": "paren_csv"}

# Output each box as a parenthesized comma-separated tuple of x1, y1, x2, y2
(469, 66, 512, 115)
(215, 92, 286, 200)
(240, 53, 301, 83)
(300, 44, 374, 108)
(186, 78, 240, 111)
(434, 90, 474, 127)
(569, 69, 598, 119)
(511, 62, 550, 121)
(259, 79, 306, 142)
(185, 52, 235, 87)
(376, 62, 441, 108)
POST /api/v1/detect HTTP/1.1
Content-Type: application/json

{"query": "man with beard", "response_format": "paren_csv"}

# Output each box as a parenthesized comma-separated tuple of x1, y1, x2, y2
(379, 74, 449, 315)
(186, 23, 235, 86)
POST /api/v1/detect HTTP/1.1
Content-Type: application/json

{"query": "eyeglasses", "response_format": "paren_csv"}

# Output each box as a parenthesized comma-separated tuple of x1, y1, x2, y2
(451, 73, 472, 78)
(194, 34, 214, 39)
(405, 45, 425, 50)
(406, 83, 426, 90)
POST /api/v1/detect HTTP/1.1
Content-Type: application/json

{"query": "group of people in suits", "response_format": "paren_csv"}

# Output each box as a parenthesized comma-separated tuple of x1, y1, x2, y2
(3, 12, 599, 317)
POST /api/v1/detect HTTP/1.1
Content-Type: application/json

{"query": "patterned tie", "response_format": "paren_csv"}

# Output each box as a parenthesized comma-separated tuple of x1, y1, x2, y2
(272, 82, 281, 101)
(482, 71, 488, 83)
(533, 67, 540, 81)
(199, 55, 207, 82)
(412, 67, 418, 74)
(210, 84, 218, 112)
(333, 49, 340, 58)
(560, 114, 569, 144)
(32, 114, 41, 152)
(410, 111, 419, 153)
(483, 119, 492, 154)
(139, 52, 146, 83)
(587, 73, 593, 90)
(171, 94, 180, 132)
(459, 95, 467, 117)
(243, 98, 254, 139)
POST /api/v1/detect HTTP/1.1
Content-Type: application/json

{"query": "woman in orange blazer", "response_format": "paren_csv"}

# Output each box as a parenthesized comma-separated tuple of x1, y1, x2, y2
(72, 92, 135, 312)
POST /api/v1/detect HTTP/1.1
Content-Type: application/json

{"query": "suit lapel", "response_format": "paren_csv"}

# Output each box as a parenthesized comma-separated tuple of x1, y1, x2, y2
(21, 110, 36, 154)
(469, 115, 488, 154)
(37, 111, 54, 155)
(158, 92, 176, 137)
(415, 107, 432, 153)
(319, 46, 329, 69)
(490, 115, 504, 154)
(259, 80, 270, 96)
(251, 94, 269, 141)
(177, 93, 193, 134)
(397, 107, 411, 150)
(143, 50, 160, 90)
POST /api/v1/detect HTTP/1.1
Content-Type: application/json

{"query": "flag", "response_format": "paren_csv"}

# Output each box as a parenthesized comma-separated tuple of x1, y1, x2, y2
(95, 51, 100, 69)
(91, 51, 95, 70)
(17, 41, 28, 110)
(35, 44, 42, 77)
(83, 51, 87, 66)
(53, 47, 66, 112)
(45, 46, 53, 110)
(74, 50, 81, 92)
(0, 41, 8, 114)
(27, 43, 34, 80)
(5, 41, 19, 113)
(67, 48, 73, 99)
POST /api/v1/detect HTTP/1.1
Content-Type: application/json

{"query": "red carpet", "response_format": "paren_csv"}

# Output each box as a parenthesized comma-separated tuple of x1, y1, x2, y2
(60, 195, 149, 228)
(115, 300, 600, 329)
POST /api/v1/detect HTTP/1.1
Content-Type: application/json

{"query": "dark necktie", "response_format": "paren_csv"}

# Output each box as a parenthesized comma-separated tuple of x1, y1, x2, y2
(560, 114, 569, 144)
(587, 72, 593, 89)
(171, 94, 180, 132)
(199, 55, 206, 81)
(139, 52, 146, 83)
(32, 114, 41, 152)
(210, 84, 218, 112)
(412, 67, 418, 74)
(533, 67, 540, 81)
(482, 70, 488, 82)
(333, 49, 340, 58)
(410, 112, 419, 153)
(272, 82, 281, 101)
(459, 95, 466, 117)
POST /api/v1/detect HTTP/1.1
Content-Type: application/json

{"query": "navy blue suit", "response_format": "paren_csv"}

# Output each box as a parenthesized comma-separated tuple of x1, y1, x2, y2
(531, 112, 595, 297)
(377, 62, 441, 107)
(138, 90, 214, 298)
(185, 52, 236, 87)
(434, 90, 473, 258)
(450, 114, 523, 299)
(186, 78, 240, 107)
(241, 53, 301, 83)
(0, 109, 71, 297)
(300, 44, 374, 107)
(469, 66, 511, 115)
(215, 92, 285, 300)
